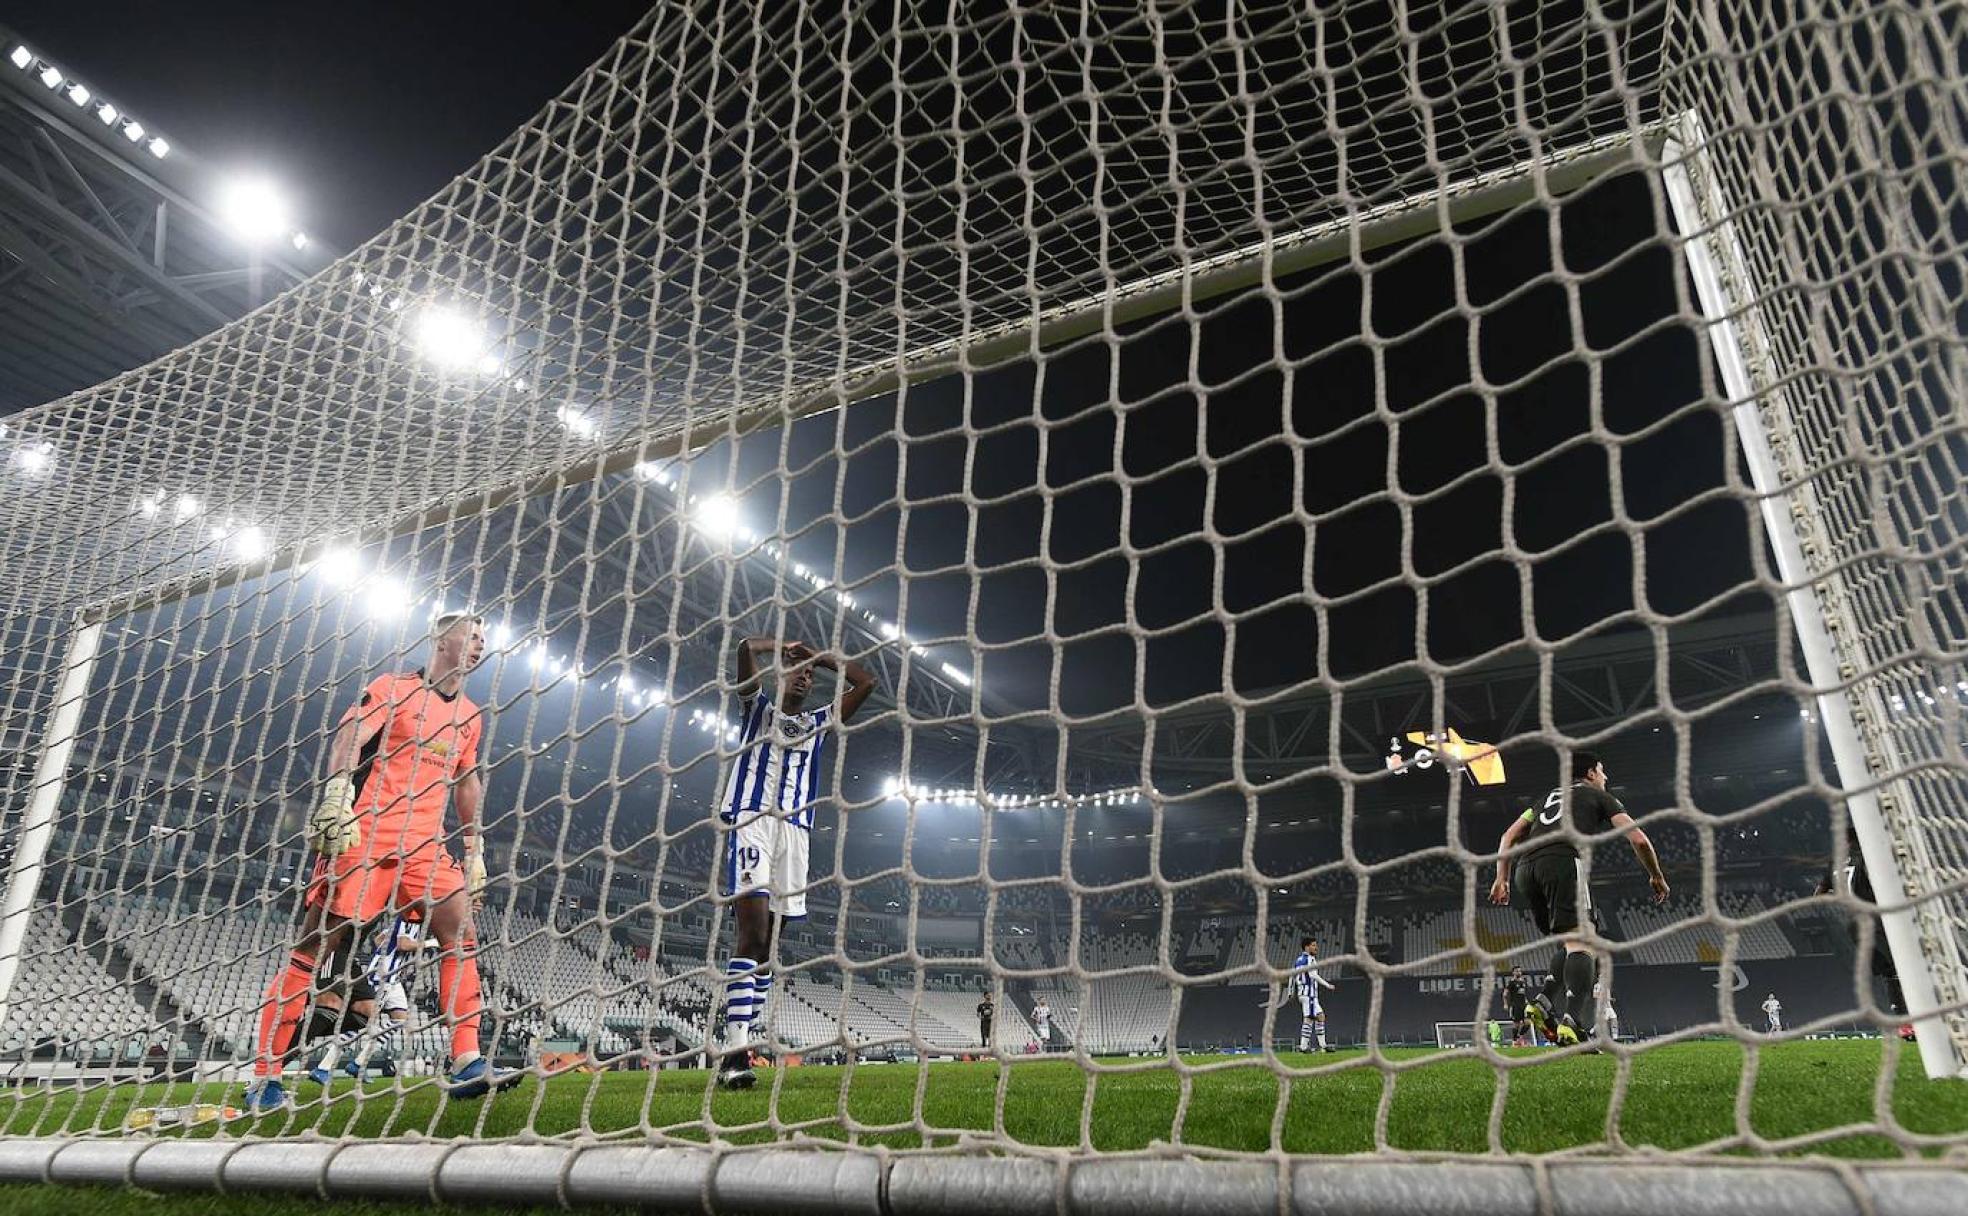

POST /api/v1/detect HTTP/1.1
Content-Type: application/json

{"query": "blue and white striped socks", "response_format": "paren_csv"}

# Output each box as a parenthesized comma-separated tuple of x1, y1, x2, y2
(752, 969, 773, 1041)
(723, 957, 759, 1043)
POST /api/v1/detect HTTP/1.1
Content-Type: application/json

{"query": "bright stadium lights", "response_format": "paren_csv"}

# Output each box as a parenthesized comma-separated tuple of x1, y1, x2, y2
(95, 101, 117, 125)
(410, 305, 492, 372)
(218, 177, 291, 245)
(362, 577, 411, 619)
(121, 119, 144, 143)
(7, 45, 30, 71)
(289, 230, 308, 250)
(311, 546, 360, 586)
(230, 526, 269, 562)
(136, 491, 163, 518)
(173, 493, 202, 521)
(36, 63, 61, 90)
(693, 493, 742, 540)
(64, 81, 89, 107)
(939, 662, 974, 687)
(146, 137, 168, 159)
(556, 404, 599, 439)
(13, 441, 53, 475)
(878, 620, 900, 640)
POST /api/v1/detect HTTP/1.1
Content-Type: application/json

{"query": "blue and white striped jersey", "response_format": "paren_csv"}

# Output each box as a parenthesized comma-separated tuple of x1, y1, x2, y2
(1291, 951, 1333, 998)
(364, 913, 425, 989)
(719, 690, 832, 829)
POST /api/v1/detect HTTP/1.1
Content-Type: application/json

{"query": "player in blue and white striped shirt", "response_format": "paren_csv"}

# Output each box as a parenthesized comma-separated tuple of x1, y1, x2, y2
(715, 635, 875, 1089)
(1291, 936, 1336, 1053)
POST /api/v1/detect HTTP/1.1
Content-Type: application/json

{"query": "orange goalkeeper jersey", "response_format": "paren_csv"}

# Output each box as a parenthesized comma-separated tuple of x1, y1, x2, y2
(341, 669, 483, 862)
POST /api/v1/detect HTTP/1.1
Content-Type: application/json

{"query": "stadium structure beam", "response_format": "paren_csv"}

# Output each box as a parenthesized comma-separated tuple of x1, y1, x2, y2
(1660, 109, 1968, 1079)
(0, 615, 100, 1028)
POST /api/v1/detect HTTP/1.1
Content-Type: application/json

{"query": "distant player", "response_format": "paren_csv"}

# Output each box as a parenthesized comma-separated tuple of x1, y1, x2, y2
(1503, 966, 1532, 1046)
(1033, 997, 1053, 1049)
(248, 611, 514, 1111)
(308, 909, 438, 1084)
(977, 993, 994, 1048)
(1291, 936, 1336, 1052)
(1762, 993, 1783, 1034)
(714, 635, 875, 1090)
(1816, 825, 1914, 1040)
(1489, 752, 1668, 1046)
(1595, 978, 1620, 1042)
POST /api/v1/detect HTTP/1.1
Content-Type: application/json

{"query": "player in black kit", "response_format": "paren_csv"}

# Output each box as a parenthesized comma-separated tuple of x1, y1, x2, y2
(1489, 753, 1668, 1044)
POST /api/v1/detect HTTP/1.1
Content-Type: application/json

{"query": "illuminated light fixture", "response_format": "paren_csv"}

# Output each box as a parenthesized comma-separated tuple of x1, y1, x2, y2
(14, 441, 53, 474)
(528, 644, 548, 670)
(217, 176, 290, 244)
(556, 404, 599, 439)
(136, 491, 164, 517)
(883, 777, 901, 797)
(634, 461, 663, 481)
(37, 63, 61, 89)
(64, 81, 89, 107)
(146, 137, 168, 159)
(173, 493, 202, 521)
(363, 577, 411, 619)
(288, 230, 308, 250)
(692, 493, 741, 540)
(313, 546, 360, 587)
(939, 662, 974, 687)
(231, 526, 270, 562)
(7, 45, 31, 70)
(878, 621, 900, 640)
(121, 119, 144, 143)
(95, 100, 117, 125)
(410, 305, 490, 371)
(474, 353, 502, 377)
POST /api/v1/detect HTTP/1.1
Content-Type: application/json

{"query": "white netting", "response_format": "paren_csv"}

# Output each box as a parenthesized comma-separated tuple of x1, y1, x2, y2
(0, 0, 1966, 1203)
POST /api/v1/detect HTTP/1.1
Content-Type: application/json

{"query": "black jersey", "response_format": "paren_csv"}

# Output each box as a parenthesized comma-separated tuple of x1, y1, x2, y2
(1518, 782, 1625, 860)
(1503, 976, 1529, 1009)
(1823, 825, 1876, 903)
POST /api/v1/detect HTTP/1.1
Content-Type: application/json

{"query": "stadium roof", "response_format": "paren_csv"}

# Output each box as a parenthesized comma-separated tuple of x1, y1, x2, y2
(0, 21, 329, 414)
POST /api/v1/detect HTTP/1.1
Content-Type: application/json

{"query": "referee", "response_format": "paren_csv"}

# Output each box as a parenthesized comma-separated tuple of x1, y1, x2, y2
(1488, 752, 1668, 1044)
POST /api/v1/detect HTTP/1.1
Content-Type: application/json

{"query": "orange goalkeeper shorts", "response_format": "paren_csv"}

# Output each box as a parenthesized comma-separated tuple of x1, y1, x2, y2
(305, 849, 465, 923)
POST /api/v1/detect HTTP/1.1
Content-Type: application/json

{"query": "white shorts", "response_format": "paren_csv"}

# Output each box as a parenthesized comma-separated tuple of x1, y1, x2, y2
(1299, 993, 1322, 1019)
(377, 981, 409, 1016)
(722, 812, 810, 918)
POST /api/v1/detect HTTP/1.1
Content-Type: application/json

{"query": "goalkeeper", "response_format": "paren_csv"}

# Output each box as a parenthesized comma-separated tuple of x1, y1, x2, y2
(248, 611, 515, 1111)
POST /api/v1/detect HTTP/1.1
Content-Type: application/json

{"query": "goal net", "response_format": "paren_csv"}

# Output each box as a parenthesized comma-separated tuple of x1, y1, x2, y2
(0, 0, 1965, 1207)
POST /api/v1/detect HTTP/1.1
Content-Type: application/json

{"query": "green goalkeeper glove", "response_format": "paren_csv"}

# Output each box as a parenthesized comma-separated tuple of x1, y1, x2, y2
(309, 774, 360, 857)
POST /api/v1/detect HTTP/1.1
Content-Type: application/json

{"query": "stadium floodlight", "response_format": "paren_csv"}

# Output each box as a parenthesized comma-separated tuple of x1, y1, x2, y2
(410, 305, 491, 371)
(230, 526, 269, 562)
(361, 577, 410, 619)
(120, 119, 143, 143)
(289, 231, 308, 249)
(6, 45, 29, 70)
(94, 100, 117, 125)
(13, 442, 52, 474)
(146, 137, 168, 159)
(692, 493, 742, 541)
(311, 546, 360, 586)
(878, 620, 900, 640)
(556, 405, 599, 439)
(882, 777, 900, 797)
(64, 81, 89, 107)
(172, 493, 201, 521)
(135, 492, 163, 518)
(939, 662, 973, 687)
(217, 177, 291, 245)
(36, 63, 60, 89)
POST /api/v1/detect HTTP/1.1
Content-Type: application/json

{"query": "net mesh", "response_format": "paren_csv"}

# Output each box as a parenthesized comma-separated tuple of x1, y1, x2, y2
(0, 0, 1965, 1188)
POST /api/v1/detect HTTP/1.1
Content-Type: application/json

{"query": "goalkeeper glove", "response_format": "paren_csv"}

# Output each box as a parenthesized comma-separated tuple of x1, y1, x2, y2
(309, 774, 360, 857)
(466, 849, 488, 903)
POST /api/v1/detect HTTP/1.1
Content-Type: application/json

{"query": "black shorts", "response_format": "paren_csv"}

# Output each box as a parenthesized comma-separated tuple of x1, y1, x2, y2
(1513, 851, 1599, 937)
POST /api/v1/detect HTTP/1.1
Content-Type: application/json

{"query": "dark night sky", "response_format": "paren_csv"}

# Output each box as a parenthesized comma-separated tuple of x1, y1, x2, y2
(3, 0, 654, 251)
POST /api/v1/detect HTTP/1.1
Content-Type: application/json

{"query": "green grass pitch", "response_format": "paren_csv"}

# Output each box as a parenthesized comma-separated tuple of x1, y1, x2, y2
(1, 1040, 1964, 1214)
